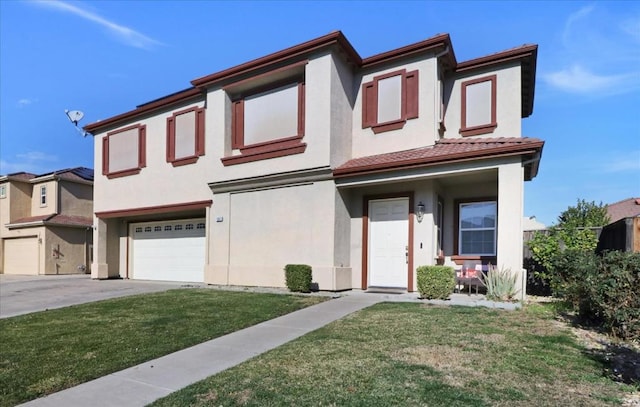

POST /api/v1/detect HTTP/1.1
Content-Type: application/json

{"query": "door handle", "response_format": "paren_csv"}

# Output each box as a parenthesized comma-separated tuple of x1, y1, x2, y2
(405, 246, 409, 264)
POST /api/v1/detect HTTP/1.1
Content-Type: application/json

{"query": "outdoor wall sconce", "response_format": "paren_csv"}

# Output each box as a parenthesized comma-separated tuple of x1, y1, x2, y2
(416, 202, 425, 223)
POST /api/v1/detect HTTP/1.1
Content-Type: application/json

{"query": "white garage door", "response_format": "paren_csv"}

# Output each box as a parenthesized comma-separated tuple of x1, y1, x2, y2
(3, 237, 39, 275)
(130, 219, 206, 282)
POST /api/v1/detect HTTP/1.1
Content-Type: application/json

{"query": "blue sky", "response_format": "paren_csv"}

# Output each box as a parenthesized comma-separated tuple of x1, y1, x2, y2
(1, 1, 638, 225)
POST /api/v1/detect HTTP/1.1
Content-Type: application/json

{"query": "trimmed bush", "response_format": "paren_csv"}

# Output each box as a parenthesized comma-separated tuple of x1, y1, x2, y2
(417, 265, 455, 300)
(284, 264, 312, 293)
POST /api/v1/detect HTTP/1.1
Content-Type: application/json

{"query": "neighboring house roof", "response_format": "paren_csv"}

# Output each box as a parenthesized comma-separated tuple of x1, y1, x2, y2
(84, 31, 537, 133)
(31, 167, 94, 183)
(0, 172, 37, 182)
(606, 197, 640, 224)
(523, 216, 546, 231)
(0, 168, 93, 184)
(333, 137, 544, 180)
(6, 214, 93, 229)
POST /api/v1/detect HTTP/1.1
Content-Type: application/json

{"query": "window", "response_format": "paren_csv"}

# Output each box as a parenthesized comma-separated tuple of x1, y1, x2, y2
(175, 225, 183, 231)
(0, 185, 6, 199)
(164, 225, 172, 231)
(222, 70, 306, 166)
(166, 106, 205, 166)
(436, 196, 444, 255)
(185, 224, 194, 230)
(135, 227, 143, 233)
(144, 226, 152, 232)
(154, 226, 162, 232)
(362, 69, 419, 134)
(460, 75, 497, 136)
(196, 223, 205, 229)
(457, 201, 497, 256)
(102, 124, 146, 178)
(40, 186, 47, 207)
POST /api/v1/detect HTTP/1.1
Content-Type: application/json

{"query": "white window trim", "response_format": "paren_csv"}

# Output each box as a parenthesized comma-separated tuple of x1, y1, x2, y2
(458, 201, 497, 256)
(40, 186, 47, 207)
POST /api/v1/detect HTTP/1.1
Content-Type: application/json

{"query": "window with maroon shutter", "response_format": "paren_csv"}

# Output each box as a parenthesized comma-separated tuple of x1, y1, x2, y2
(222, 70, 307, 166)
(361, 69, 419, 134)
(102, 124, 146, 179)
(166, 106, 205, 167)
(460, 75, 497, 136)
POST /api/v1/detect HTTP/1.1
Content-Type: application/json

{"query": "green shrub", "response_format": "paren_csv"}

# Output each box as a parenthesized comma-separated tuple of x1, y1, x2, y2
(553, 250, 640, 341)
(284, 264, 312, 293)
(416, 265, 454, 300)
(580, 251, 640, 341)
(479, 265, 520, 302)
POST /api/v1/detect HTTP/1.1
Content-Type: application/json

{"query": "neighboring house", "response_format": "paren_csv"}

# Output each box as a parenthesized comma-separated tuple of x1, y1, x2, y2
(84, 31, 544, 298)
(598, 197, 640, 253)
(0, 167, 94, 275)
(523, 216, 546, 231)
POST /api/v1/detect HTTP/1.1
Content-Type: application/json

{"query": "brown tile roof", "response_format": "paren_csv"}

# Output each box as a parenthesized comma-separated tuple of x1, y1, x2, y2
(8, 214, 93, 228)
(2, 172, 37, 182)
(333, 137, 544, 179)
(606, 197, 640, 224)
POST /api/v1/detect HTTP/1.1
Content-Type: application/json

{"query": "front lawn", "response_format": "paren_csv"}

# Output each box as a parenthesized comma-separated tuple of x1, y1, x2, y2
(152, 302, 636, 407)
(0, 289, 326, 406)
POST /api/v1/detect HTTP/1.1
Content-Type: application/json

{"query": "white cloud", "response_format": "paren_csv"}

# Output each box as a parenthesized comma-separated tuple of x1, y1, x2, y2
(17, 98, 37, 107)
(31, 0, 162, 50)
(601, 152, 640, 173)
(544, 5, 640, 97)
(0, 152, 59, 175)
(544, 65, 640, 95)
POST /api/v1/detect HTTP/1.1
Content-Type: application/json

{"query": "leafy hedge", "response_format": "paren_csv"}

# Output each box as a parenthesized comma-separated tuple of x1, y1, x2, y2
(555, 250, 640, 340)
(416, 265, 454, 300)
(284, 264, 312, 293)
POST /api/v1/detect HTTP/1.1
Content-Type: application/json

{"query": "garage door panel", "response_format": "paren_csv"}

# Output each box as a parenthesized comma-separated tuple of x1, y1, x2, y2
(4, 237, 39, 275)
(131, 219, 205, 283)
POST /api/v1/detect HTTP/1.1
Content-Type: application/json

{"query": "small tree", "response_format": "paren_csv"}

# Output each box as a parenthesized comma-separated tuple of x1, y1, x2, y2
(528, 199, 609, 295)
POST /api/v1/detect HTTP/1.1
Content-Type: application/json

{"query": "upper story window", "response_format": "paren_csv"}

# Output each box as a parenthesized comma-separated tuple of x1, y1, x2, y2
(0, 185, 6, 199)
(166, 106, 205, 167)
(222, 76, 306, 166)
(460, 75, 497, 136)
(457, 200, 497, 256)
(40, 186, 47, 207)
(362, 69, 419, 134)
(102, 124, 146, 179)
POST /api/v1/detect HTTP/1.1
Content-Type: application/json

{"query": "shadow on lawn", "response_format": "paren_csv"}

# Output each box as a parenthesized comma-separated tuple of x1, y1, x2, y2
(585, 342, 640, 387)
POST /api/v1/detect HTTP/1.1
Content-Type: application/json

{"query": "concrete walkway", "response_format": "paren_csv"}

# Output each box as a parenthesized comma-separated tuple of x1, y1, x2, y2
(18, 291, 518, 407)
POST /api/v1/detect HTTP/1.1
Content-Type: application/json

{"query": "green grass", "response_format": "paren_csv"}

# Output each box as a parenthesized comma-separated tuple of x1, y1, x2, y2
(152, 302, 636, 407)
(0, 289, 326, 406)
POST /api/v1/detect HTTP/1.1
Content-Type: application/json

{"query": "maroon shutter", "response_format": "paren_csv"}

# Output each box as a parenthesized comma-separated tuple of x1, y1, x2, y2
(232, 100, 244, 149)
(196, 107, 205, 156)
(298, 82, 305, 136)
(166, 116, 175, 162)
(362, 81, 377, 128)
(405, 70, 419, 119)
(102, 137, 109, 175)
(139, 125, 146, 168)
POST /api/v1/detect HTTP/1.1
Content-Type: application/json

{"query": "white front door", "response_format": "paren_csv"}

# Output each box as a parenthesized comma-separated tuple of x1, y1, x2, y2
(368, 198, 409, 288)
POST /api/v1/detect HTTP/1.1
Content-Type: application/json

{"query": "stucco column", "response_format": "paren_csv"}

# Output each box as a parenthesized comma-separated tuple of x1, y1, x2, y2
(91, 217, 109, 279)
(497, 160, 526, 300)
(206, 192, 230, 285)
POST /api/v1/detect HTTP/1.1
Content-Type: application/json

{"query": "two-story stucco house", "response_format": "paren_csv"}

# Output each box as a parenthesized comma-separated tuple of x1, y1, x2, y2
(84, 32, 544, 298)
(0, 167, 94, 275)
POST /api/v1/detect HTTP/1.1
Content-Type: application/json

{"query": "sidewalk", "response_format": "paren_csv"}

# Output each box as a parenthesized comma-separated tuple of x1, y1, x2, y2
(19, 291, 518, 407)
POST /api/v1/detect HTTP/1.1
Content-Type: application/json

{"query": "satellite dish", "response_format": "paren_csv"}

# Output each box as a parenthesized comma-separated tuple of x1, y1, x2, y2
(65, 109, 85, 126)
(64, 109, 92, 137)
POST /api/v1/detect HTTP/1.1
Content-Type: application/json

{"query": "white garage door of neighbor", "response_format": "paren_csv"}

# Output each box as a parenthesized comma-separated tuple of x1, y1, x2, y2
(4, 237, 39, 275)
(131, 219, 206, 282)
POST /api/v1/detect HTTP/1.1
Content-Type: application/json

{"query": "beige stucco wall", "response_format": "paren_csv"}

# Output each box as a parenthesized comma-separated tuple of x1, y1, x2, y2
(206, 180, 351, 290)
(92, 101, 212, 214)
(59, 181, 93, 217)
(351, 56, 438, 159)
(31, 181, 57, 216)
(444, 62, 522, 139)
(44, 226, 92, 274)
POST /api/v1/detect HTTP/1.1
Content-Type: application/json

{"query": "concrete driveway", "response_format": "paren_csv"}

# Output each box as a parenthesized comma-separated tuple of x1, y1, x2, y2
(0, 274, 202, 319)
